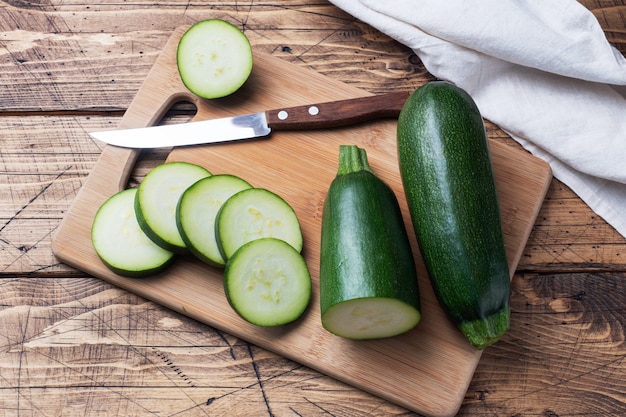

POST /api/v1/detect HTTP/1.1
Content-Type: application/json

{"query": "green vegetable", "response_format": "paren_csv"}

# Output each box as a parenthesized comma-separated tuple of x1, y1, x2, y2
(91, 188, 176, 277)
(177, 19, 253, 99)
(216, 187, 303, 261)
(176, 174, 253, 267)
(320, 145, 421, 340)
(135, 161, 211, 253)
(92, 161, 312, 326)
(397, 81, 510, 349)
(224, 238, 311, 326)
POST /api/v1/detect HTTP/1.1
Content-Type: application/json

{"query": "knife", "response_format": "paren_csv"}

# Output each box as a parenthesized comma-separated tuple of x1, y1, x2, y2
(90, 91, 411, 148)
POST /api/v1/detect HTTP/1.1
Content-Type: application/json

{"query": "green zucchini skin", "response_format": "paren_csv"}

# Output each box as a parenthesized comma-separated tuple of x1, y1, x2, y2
(397, 81, 510, 349)
(320, 145, 421, 340)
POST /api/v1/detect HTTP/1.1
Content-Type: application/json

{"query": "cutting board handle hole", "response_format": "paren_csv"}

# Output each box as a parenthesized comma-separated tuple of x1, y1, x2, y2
(124, 98, 199, 189)
(154, 99, 198, 128)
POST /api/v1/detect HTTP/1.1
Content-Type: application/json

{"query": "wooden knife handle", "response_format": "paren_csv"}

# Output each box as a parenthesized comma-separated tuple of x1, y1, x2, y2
(265, 91, 411, 130)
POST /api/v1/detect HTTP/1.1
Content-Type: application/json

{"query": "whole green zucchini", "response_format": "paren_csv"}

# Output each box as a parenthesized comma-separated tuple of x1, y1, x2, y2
(320, 145, 421, 340)
(397, 81, 510, 349)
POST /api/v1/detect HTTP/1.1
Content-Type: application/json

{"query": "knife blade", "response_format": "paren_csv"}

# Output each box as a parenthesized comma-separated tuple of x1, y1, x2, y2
(89, 91, 411, 148)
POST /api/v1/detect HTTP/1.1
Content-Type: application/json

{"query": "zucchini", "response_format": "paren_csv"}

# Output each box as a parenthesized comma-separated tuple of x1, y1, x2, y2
(91, 188, 176, 278)
(177, 19, 253, 99)
(320, 145, 421, 340)
(224, 237, 311, 326)
(397, 81, 510, 349)
(135, 161, 211, 254)
(176, 174, 253, 267)
(216, 187, 303, 260)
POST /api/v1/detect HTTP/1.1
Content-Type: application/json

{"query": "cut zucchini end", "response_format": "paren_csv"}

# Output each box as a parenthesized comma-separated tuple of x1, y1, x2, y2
(457, 307, 511, 350)
(91, 189, 177, 278)
(177, 19, 253, 99)
(321, 298, 421, 340)
(224, 238, 311, 327)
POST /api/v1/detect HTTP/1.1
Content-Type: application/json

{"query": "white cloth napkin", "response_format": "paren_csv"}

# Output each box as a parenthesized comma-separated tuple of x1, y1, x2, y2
(330, 0, 626, 239)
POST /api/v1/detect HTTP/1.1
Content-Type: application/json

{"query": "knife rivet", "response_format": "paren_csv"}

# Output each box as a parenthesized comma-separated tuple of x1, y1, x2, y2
(308, 106, 319, 116)
(278, 110, 289, 120)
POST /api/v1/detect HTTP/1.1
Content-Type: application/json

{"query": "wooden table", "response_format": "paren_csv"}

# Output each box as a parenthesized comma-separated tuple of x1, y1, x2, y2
(1, 1, 625, 416)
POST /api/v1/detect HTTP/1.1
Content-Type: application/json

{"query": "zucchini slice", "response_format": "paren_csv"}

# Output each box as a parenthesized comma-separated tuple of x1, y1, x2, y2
(216, 188, 303, 260)
(177, 19, 253, 99)
(176, 174, 253, 267)
(135, 161, 211, 253)
(224, 238, 311, 326)
(320, 145, 421, 340)
(91, 188, 176, 277)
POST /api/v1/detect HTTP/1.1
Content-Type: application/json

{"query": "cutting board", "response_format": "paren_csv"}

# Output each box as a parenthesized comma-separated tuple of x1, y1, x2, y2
(53, 26, 552, 417)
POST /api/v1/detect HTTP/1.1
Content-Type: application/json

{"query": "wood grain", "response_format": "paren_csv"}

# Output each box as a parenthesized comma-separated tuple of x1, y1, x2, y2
(2, 1, 626, 416)
(51, 26, 551, 417)
(464, 271, 626, 416)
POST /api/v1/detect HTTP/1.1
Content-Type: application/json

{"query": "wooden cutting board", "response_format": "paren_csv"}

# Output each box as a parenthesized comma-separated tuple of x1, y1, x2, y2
(53, 26, 552, 417)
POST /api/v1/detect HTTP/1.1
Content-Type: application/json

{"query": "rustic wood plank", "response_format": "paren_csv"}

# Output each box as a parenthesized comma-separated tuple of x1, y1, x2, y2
(2, 1, 626, 416)
(1, 1, 624, 113)
(0, 1, 425, 112)
(585, 0, 626, 51)
(462, 271, 626, 416)
(2, 271, 624, 416)
(521, 181, 626, 271)
(3, 116, 625, 276)
(0, 277, 412, 416)
(2, 0, 624, 275)
(1, 1, 624, 112)
(55, 37, 543, 416)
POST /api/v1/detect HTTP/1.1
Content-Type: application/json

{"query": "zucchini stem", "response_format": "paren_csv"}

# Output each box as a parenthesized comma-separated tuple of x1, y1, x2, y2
(337, 145, 373, 176)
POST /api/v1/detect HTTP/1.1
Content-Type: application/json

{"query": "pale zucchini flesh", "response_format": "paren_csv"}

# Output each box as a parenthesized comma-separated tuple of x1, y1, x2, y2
(216, 188, 303, 260)
(91, 188, 176, 277)
(177, 19, 253, 99)
(322, 298, 421, 340)
(135, 161, 211, 253)
(224, 238, 311, 326)
(176, 174, 252, 267)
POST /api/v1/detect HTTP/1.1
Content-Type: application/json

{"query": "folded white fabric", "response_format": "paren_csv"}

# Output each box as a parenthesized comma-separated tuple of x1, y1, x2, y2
(330, 0, 626, 239)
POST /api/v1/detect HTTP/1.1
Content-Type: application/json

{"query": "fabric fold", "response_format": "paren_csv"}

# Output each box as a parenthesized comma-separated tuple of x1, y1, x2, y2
(330, 0, 626, 238)
(360, 0, 626, 84)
